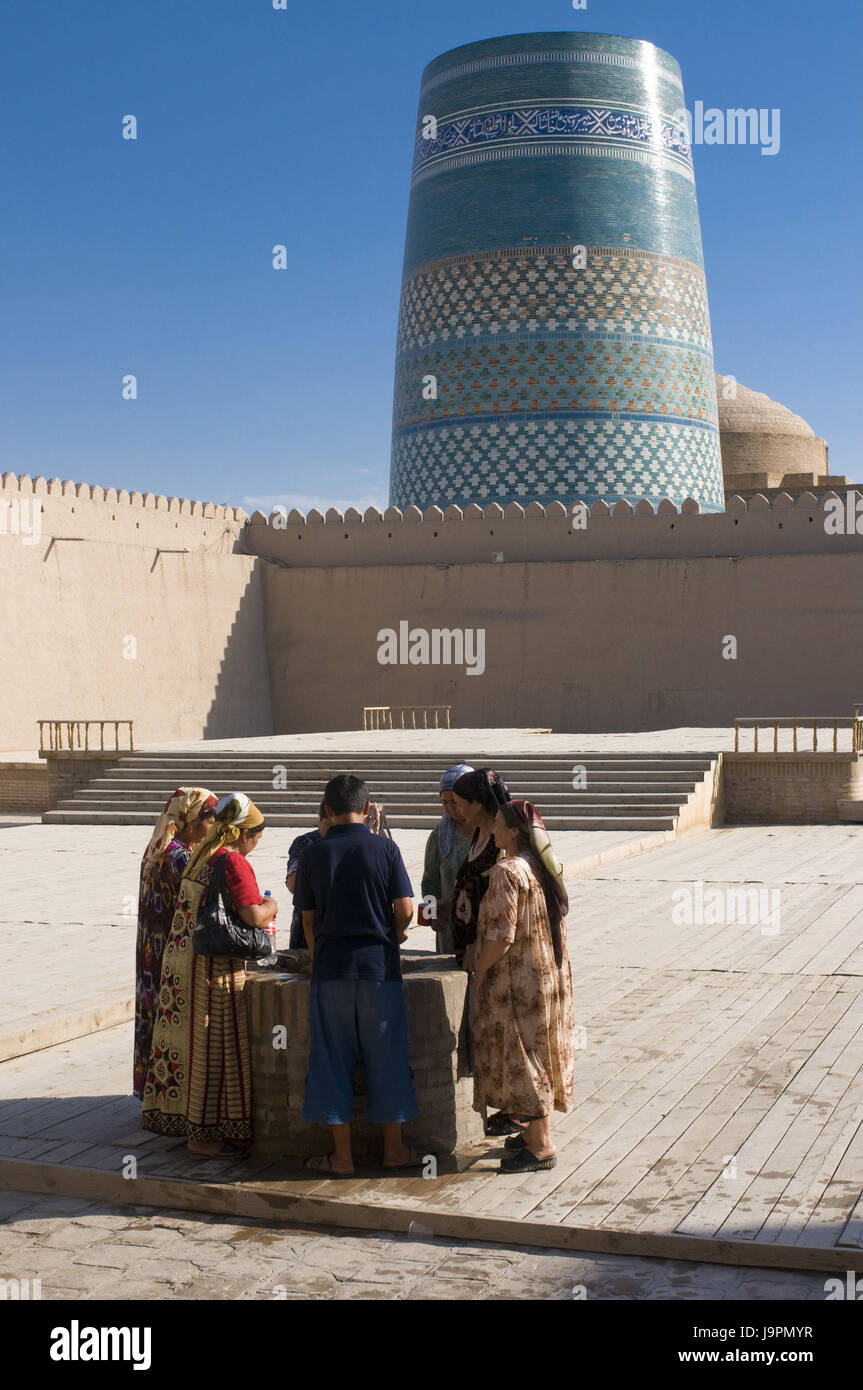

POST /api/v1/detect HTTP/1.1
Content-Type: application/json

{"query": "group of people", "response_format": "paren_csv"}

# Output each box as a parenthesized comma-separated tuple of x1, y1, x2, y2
(133, 764, 574, 1174)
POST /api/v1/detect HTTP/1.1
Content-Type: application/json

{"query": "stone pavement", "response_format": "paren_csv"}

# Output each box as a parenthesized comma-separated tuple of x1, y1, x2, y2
(4, 812, 863, 1298)
(137, 727, 736, 755)
(0, 1190, 833, 1301)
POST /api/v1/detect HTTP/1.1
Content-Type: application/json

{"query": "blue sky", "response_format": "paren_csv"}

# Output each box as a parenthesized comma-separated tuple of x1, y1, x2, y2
(1, 0, 860, 512)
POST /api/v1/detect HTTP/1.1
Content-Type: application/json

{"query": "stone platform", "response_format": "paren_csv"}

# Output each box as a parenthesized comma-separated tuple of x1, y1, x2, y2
(247, 953, 483, 1162)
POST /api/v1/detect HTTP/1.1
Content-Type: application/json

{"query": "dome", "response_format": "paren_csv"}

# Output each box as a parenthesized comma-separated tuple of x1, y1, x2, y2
(714, 374, 828, 485)
(715, 377, 816, 438)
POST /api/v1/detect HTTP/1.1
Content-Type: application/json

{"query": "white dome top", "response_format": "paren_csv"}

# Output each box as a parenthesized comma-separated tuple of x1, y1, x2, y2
(715, 375, 816, 438)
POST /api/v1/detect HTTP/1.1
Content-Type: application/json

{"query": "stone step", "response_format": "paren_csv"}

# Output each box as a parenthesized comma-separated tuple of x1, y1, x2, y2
(43, 748, 717, 830)
(52, 800, 686, 817)
(93, 773, 702, 789)
(41, 809, 678, 831)
(106, 756, 716, 772)
(74, 782, 696, 800)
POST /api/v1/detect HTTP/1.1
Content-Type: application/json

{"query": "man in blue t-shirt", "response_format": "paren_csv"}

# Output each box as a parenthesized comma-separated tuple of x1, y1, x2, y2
(294, 774, 419, 1175)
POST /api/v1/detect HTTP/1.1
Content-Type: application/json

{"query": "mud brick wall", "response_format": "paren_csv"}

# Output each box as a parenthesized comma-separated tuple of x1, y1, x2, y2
(723, 754, 863, 823)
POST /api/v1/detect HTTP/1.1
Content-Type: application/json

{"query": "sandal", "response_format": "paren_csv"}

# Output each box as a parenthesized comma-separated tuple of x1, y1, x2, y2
(499, 1147, 557, 1174)
(304, 1154, 354, 1177)
(485, 1112, 526, 1137)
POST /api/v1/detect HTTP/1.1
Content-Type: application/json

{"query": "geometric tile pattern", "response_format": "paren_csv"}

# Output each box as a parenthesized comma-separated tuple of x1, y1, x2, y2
(394, 338, 718, 431)
(397, 249, 713, 356)
(391, 414, 724, 511)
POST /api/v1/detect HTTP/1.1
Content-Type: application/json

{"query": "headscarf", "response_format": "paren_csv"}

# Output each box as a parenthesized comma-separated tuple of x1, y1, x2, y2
(143, 787, 217, 865)
(507, 799, 568, 967)
(452, 767, 511, 816)
(185, 791, 265, 876)
(438, 763, 474, 857)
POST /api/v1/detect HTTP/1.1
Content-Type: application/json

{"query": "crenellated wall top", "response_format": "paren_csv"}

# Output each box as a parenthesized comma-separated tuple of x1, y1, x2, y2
(1, 472, 248, 521)
(0, 471, 248, 550)
(242, 491, 863, 569)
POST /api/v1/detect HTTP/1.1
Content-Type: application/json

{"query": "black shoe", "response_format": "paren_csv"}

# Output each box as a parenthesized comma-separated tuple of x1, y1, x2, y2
(503, 1132, 528, 1152)
(485, 1111, 524, 1137)
(499, 1147, 557, 1174)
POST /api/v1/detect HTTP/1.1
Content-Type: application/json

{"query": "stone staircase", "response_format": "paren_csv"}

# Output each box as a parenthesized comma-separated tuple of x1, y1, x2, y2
(42, 750, 720, 832)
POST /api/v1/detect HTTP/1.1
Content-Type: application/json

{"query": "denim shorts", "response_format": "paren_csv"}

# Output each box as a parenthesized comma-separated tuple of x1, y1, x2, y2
(303, 979, 418, 1126)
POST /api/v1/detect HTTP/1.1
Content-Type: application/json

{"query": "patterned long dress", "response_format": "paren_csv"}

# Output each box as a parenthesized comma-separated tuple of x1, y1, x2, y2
(133, 840, 190, 1099)
(472, 854, 575, 1118)
(140, 847, 253, 1146)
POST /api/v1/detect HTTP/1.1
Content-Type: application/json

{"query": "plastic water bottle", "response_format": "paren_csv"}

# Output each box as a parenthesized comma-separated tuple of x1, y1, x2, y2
(258, 890, 278, 967)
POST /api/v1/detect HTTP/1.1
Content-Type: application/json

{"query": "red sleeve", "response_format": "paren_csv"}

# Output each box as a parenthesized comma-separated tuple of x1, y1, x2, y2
(222, 850, 263, 909)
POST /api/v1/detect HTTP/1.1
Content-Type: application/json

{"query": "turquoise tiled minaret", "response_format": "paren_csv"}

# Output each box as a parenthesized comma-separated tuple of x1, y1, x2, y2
(389, 31, 725, 513)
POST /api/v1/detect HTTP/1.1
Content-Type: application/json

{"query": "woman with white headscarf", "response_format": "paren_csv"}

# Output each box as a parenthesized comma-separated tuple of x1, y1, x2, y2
(419, 763, 474, 953)
(141, 792, 277, 1157)
(133, 787, 217, 1099)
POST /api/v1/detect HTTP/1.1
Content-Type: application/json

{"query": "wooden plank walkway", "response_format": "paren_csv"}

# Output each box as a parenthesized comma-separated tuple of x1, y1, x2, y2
(2, 825, 863, 1270)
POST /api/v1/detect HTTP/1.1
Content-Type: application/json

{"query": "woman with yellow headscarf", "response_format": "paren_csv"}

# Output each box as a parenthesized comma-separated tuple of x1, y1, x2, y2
(141, 792, 277, 1156)
(134, 787, 217, 1099)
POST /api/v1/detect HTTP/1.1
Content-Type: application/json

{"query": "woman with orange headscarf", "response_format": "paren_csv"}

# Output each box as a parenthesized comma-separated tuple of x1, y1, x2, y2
(134, 787, 217, 1099)
(141, 792, 277, 1156)
(472, 799, 575, 1174)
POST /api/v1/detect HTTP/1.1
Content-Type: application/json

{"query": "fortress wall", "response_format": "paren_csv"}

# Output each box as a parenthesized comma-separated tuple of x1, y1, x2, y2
(0, 535, 272, 751)
(243, 490, 863, 570)
(0, 473, 248, 550)
(262, 550, 863, 734)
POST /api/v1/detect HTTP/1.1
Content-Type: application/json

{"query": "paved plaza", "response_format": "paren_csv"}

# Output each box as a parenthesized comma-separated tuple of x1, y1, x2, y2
(2, 783, 863, 1297)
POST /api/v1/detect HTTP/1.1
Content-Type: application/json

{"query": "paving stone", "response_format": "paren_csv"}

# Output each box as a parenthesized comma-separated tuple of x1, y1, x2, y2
(181, 1244, 252, 1270)
(327, 1282, 399, 1300)
(264, 1267, 336, 1297)
(0, 1229, 35, 1254)
(302, 1243, 374, 1278)
(108, 1226, 192, 1252)
(104, 1279, 194, 1301)
(400, 1277, 489, 1300)
(71, 1248, 175, 1280)
(54, 1213, 141, 1231)
(432, 1254, 522, 1281)
(35, 1224, 110, 1251)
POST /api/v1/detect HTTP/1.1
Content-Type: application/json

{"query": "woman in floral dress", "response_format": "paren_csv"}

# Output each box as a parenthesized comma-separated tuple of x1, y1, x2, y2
(472, 799, 575, 1173)
(133, 787, 217, 1098)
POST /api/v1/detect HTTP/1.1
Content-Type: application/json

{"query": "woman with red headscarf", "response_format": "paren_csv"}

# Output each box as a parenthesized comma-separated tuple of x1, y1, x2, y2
(472, 799, 575, 1173)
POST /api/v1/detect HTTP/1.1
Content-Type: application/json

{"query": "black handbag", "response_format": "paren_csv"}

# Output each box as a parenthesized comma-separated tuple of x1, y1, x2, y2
(192, 853, 272, 960)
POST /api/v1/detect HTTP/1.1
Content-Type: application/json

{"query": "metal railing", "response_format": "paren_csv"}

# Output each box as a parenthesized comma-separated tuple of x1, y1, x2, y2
(38, 720, 135, 754)
(362, 705, 452, 731)
(734, 715, 863, 754)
